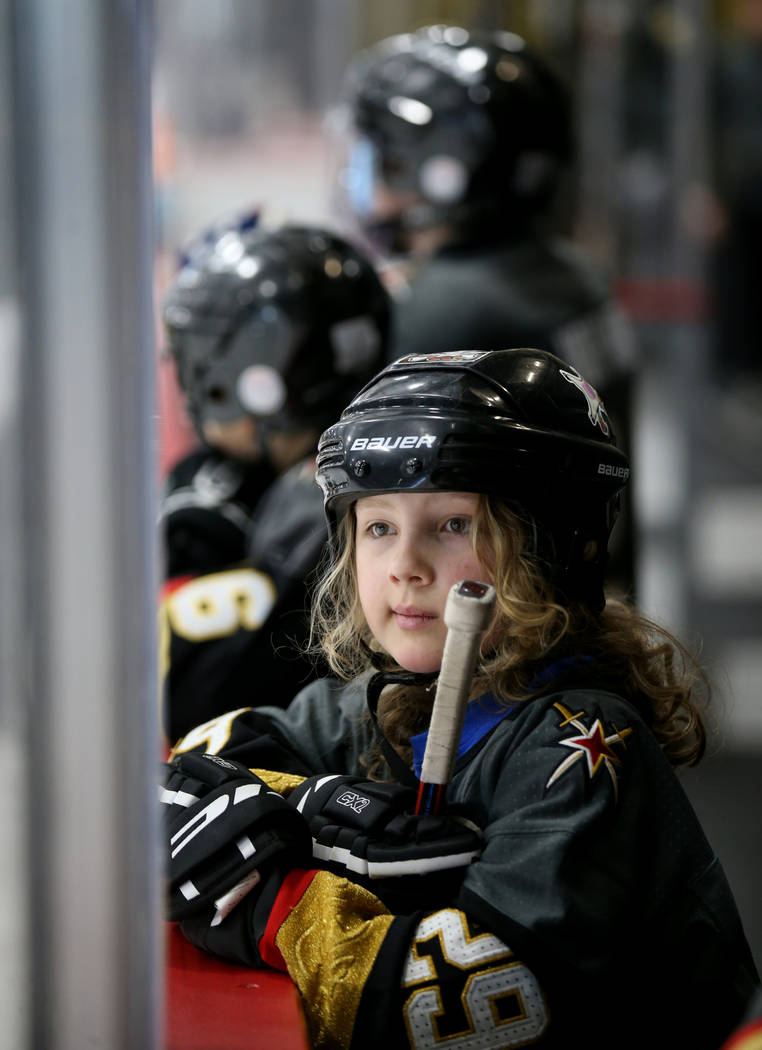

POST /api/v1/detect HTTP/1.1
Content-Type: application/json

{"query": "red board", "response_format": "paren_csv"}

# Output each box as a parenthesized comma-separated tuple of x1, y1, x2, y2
(164, 923, 311, 1050)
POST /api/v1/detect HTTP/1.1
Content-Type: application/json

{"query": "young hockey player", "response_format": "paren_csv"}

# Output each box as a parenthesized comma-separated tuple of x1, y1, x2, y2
(161, 349, 759, 1049)
(335, 24, 639, 596)
(159, 222, 389, 743)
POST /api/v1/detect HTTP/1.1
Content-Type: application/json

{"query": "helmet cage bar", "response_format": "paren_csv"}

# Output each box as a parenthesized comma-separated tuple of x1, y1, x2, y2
(176, 309, 302, 431)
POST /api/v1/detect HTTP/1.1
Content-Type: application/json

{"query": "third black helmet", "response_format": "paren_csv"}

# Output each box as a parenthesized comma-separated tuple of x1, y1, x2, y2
(338, 25, 573, 243)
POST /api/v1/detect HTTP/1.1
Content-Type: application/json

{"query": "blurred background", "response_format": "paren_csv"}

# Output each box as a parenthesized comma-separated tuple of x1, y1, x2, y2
(1, 0, 760, 1046)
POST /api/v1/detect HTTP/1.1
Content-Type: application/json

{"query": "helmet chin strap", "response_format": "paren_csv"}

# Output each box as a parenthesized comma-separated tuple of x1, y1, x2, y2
(255, 415, 301, 466)
(366, 668, 438, 788)
(254, 416, 271, 462)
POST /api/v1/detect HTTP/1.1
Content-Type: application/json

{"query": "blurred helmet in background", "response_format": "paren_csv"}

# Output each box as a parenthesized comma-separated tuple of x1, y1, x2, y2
(336, 24, 573, 250)
(163, 223, 391, 444)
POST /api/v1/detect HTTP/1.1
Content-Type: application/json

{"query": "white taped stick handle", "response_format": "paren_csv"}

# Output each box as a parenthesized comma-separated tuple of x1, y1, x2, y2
(419, 580, 496, 789)
(211, 868, 261, 926)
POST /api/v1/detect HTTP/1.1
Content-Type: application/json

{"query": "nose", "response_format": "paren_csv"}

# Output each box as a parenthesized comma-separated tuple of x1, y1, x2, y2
(388, 533, 433, 586)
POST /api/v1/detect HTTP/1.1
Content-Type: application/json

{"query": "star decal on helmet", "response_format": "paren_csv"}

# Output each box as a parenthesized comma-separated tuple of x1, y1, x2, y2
(546, 702, 632, 798)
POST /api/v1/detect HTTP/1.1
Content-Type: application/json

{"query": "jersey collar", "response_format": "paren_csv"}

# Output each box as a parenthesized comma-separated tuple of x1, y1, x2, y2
(410, 692, 514, 779)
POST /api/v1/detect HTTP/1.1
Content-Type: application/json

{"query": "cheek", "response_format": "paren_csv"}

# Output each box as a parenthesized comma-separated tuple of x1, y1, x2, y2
(356, 570, 370, 612)
(203, 417, 260, 459)
(355, 550, 380, 614)
(447, 548, 491, 589)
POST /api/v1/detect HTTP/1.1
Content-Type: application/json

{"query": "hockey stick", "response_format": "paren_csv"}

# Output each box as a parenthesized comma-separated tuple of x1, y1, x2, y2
(415, 579, 496, 816)
(211, 868, 261, 926)
(212, 578, 495, 922)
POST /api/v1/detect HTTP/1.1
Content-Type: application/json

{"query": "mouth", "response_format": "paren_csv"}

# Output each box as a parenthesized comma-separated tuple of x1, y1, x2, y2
(392, 606, 437, 630)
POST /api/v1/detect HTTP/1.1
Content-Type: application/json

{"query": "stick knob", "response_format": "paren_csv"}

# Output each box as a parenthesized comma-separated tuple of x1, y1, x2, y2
(418, 580, 496, 805)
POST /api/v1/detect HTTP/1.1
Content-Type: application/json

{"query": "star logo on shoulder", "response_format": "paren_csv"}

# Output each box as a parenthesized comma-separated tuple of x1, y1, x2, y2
(546, 702, 633, 798)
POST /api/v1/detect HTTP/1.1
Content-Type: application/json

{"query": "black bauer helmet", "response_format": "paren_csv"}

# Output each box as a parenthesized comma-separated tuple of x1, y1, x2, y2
(315, 349, 629, 611)
(338, 25, 573, 244)
(163, 223, 390, 441)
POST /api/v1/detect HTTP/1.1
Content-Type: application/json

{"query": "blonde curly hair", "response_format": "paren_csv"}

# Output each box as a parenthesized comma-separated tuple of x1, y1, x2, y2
(310, 494, 709, 772)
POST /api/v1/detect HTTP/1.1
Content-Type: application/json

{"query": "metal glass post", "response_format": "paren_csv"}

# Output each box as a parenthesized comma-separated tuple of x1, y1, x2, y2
(12, 1, 161, 1047)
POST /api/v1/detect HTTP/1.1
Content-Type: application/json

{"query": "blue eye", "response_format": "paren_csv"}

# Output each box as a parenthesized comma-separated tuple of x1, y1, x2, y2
(367, 521, 390, 537)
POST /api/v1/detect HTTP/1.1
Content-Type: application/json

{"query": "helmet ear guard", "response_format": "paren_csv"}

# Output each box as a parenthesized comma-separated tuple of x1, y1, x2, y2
(316, 348, 629, 612)
(418, 154, 470, 205)
(513, 497, 620, 613)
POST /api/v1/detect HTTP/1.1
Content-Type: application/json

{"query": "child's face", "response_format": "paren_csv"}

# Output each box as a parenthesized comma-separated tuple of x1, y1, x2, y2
(201, 416, 261, 461)
(201, 416, 317, 471)
(355, 491, 489, 674)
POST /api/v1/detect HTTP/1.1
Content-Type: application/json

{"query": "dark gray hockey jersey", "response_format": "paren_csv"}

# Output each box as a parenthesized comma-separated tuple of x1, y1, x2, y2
(170, 674, 759, 1049)
(159, 454, 328, 744)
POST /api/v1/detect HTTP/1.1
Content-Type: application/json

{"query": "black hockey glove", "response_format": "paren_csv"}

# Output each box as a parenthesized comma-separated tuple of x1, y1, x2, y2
(288, 774, 482, 911)
(161, 752, 310, 923)
(159, 449, 274, 576)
